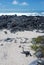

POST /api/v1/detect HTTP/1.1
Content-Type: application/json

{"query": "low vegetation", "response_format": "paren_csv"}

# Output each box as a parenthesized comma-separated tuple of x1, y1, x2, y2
(31, 36, 44, 57)
(32, 36, 44, 44)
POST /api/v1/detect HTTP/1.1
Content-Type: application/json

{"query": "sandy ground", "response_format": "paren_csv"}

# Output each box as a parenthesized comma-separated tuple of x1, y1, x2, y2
(0, 29, 44, 65)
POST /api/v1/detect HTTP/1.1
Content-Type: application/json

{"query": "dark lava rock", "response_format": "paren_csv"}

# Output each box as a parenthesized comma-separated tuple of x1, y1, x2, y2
(0, 15, 44, 32)
(0, 44, 3, 46)
(4, 38, 13, 42)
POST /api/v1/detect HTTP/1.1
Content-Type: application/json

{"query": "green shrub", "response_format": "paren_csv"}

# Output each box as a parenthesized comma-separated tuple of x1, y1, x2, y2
(31, 44, 39, 51)
(32, 36, 44, 44)
(31, 36, 44, 57)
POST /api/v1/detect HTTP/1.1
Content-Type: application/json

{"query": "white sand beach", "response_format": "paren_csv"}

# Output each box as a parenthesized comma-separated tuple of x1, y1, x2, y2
(0, 29, 44, 65)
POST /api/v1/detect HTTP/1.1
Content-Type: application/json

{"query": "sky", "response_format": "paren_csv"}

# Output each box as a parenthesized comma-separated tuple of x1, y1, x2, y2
(0, 0, 44, 13)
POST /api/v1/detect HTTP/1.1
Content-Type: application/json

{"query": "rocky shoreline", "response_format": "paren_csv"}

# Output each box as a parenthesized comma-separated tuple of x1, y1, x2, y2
(0, 15, 44, 33)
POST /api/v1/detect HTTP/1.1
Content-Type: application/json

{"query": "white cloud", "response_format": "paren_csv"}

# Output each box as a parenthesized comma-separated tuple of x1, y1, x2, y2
(12, 0, 18, 5)
(21, 2, 28, 5)
(12, 1, 28, 6)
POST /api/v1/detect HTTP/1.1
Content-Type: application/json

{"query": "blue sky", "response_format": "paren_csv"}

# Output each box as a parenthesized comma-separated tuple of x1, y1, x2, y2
(0, 0, 44, 13)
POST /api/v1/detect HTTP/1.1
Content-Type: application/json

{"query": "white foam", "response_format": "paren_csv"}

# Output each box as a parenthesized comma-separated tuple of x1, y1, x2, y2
(0, 12, 44, 16)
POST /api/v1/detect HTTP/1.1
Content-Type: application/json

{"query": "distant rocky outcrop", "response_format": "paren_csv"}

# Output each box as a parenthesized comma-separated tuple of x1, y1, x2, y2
(0, 15, 44, 32)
